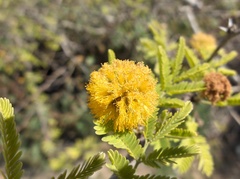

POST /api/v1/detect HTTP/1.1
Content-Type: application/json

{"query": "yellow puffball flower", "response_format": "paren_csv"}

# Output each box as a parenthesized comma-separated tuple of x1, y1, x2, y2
(190, 32, 217, 59)
(86, 59, 159, 132)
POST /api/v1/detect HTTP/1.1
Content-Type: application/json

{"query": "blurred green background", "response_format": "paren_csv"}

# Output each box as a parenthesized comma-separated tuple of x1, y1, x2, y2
(0, 0, 240, 178)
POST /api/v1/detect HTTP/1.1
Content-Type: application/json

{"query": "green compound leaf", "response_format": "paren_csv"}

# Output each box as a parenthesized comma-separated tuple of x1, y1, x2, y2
(93, 120, 108, 135)
(154, 101, 193, 140)
(173, 156, 195, 174)
(54, 152, 105, 179)
(210, 51, 237, 68)
(151, 138, 171, 151)
(172, 37, 185, 78)
(196, 137, 214, 177)
(0, 98, 14, 119)
(185, 47, 200, 68)
(144, 117, 157, 142)
(218, 92, 240, 106)
(217, 68, 237, 76)
(174, 63, 210, 82)
(159, 97, 185, 108)
(140, 38, 158, 58)
(0, 98, 23, 179)
(227, 93, 240, 106)
(149, 20, 167, 49)
(143, 146, 199, 168)
(175, 136, 214, 177)
(158, 46, 172, 90)
(166, 81, 205, 95)
(102, 132, 143, 159)
(133, 174, 176, 179)
(166, 128, 197, 139)
(107, 149, 135, 179)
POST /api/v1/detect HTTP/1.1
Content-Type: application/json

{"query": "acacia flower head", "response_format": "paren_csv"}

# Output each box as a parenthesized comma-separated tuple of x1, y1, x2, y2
(202, 72, 231, 104)
(190, 32, 217, 59)
(86, 59, 159, 132)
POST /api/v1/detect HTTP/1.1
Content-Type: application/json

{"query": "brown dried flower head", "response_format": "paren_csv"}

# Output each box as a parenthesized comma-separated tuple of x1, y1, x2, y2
(202, 72, 231, 104)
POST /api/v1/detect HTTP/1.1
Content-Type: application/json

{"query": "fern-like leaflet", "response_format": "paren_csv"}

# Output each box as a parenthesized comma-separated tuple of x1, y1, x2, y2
(53, 152, 105, 179)
(173, 156, 195, 174)
(172, 37, 185, 78)
(144, 117, 157, 142)
(0, 98, 23, 179)
(227, 92, 240, 106)
(185, 47, 200, 67)
(166, 128, 197, 139)
(159, 97, 185, 108)
(158, 46, 172, 90)
(165, 81, 205, 95)
(143, 146, 199, 168)
(218, 67, 236, 76)
(93, 120, 109, 135)
(154, 101, 193, 141)
(102, 132, 143, 159)
(210, 51, 237, 68)
(174, 63, 210, 82)
(107, 149, 135, 179)
(175, 136, 214, 177)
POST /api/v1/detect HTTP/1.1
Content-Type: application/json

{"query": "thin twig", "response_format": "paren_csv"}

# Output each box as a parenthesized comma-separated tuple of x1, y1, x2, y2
(207, 18, 240, 62)
(206, 32, 240, 62)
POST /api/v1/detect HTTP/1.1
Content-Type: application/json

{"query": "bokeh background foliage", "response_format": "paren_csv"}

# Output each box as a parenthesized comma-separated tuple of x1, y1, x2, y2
(0, 0, 240, 178)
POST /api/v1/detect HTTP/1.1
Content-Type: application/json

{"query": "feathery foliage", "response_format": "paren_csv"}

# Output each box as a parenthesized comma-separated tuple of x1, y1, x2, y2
(102, 132, 143, 159)
(172, 37, 185, 78)
(196, 137, 214, 177)
(139, 20, 170, 60)
(144, 117, 157, 142)
(143, 146, 199, 167)
(53, 152, 105, 179)
(107, 149, 135, 179)
(174, 63, 210, 82)
(173, 117, 214, 176)
(210, 51, 237, 68)
(167, 128, 197, 139)
(154, 101, 193, 140)
(139, 38, 159, 59)
(173, 156, 195, 174)
(216, 92, 240, 106)
(166, 81, 205, 95)
(185, 47, 200, 67)
(149, 20, 168, 49)
(218, 67, 237, 76)
(227, 92, 240, 106)
(158, 46, 172, 90)
(159, 97, 185, 108)
(93, 120, 110, 135)
(0, 98, 23, 179)
(174, 136, 214, 177)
